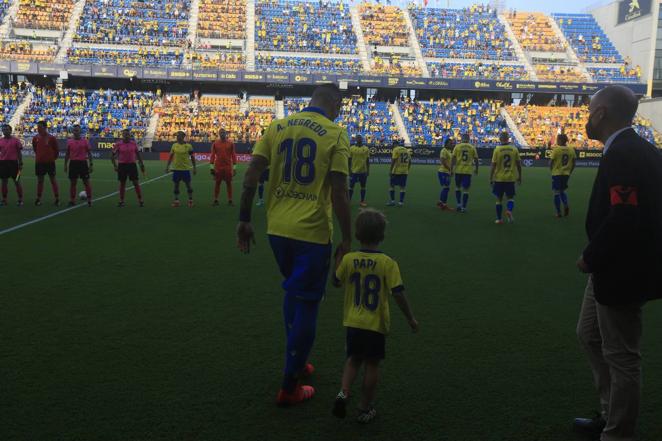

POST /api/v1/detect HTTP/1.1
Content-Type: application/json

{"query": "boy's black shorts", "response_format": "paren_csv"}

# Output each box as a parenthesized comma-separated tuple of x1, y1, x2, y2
(346, 327, 385, 360)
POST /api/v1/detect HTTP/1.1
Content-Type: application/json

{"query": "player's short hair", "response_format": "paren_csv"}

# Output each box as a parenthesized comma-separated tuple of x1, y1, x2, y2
(499, 131, 510, 144)
(557, 133, 568, 146)
(461, 133, 470, 142)
(2, 123, 12, 130)
(444, 137, 455, 148)
(37, 120, 48, 128)
(355, 208, 387, 245)
(176, 130, 185, 137)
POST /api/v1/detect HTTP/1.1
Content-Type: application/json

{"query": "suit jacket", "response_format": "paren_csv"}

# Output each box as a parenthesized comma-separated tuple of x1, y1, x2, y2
(584, 128, 662, 305)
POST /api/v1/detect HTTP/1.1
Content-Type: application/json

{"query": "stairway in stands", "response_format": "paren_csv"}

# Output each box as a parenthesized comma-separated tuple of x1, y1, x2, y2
(499, 108, 527, 147)
(349, 5, 371, 73)
(55, 0, 87, 63)
(498, 14, 538, 81)
(0, 0, 21, 39)
(403, 9, 429, 78)
(391, 103, 412, 147)
(245, 0, 256, 71)
(10, 90, 33, 135)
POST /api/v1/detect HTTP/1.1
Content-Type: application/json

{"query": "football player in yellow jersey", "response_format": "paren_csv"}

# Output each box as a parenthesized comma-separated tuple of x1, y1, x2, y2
(437, 137, 454, 211)
(332, 209, 418, 423)
(348, 135, 370, 207)
(165, 131, 196, 208)
(387, 142, 411, 207)
(490, 132, 522, 224)
(549, 133, 576, 218)
(451, 133, 479, 213)
(236, 84, 352, 406)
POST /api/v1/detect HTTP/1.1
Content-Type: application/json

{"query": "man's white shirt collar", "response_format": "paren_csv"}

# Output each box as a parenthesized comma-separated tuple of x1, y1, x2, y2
(603, 127, 632, 154)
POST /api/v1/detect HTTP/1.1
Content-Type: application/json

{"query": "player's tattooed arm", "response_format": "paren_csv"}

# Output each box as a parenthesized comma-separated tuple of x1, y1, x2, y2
(237, 155, 268, 253)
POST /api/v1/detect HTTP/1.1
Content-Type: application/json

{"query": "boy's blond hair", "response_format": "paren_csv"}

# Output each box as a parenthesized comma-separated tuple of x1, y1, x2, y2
(355, 208, 387, 244)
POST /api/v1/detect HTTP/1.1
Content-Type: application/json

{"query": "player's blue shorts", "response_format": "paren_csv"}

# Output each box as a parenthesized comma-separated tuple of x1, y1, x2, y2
(437, 172, 451, 187)
(390, 174, 408, 188)
(493, 182, 516, 199)
(552, 175, 570, 191)
(268, 235, 332, 302)
(259, 169, 270, 183)
(350, 173, 368, 187)
(172, 170, 191, 183)
(455, 173, 472, 189)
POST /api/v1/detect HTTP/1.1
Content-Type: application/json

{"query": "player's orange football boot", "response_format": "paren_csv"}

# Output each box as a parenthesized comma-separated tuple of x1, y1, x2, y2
(301, 363, 315, 378)
(276, 385, 315, 407)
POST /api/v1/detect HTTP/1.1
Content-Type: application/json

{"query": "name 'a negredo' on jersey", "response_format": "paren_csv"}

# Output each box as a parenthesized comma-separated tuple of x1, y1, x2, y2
(279, 118, 328, 137)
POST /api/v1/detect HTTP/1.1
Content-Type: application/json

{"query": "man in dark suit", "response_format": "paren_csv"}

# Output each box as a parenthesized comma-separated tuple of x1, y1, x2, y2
(574, 85, 662, 441)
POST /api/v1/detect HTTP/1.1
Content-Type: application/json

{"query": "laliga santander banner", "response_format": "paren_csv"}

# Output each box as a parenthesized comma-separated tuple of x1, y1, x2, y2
(157, 152, 252, 163)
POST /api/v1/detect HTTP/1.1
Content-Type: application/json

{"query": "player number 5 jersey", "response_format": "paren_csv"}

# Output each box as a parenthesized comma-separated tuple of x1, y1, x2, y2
(335, 250, 404, 335)
(252, 109, 350, 245)
(452, 143, 477, 174)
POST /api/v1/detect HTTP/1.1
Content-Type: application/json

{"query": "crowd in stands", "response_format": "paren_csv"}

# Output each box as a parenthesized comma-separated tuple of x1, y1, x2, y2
(588, 66, 641, 83)
(198, 0, 245, 40)
(156, 95, 273, 143)
(0, 41, 56, 62)
(17, 87, 156, 140)
(256, 55, 361, 74)
(535, 64, 586, 83)
(508, 105, 598, 148)
(67, 47, 184, 66)
(428, 62, 529, 80)
(187, 51, 244, 70)
(0, 0, 11, 24)
(14, 0, 74, 30)
(553, 14, 622, 63)
(359, 4, 409, 47)
(400, 97, 509, 146)
(372, 56, 421, 76)
(74, 0, 190, 46)
(633, 116, 662, 147)
(508, 12, 566, 52)
(256, 0, 356, 54)
(0, 86, 26, 125)
(410, 5, 516, 61)
(338, 96, 399, 144)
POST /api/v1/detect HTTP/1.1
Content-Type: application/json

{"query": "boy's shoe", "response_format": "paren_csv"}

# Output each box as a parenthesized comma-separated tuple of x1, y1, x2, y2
(357, 407, 377, 424)
(213, 199, 219, 206)
(359, 201, 368, 208)
(572, 414, 606, 437)
(332, 391, 348, 419)
(301, 363, 315, 378)
(386, 201, 396, 207)
(187, 199, 194, 208)
(564, 206, 570, 217)
(276, 385, 315, 407)
(171, 200, 181, 208)
(505, 210, 514, 223)
(117, 201, 125, 208)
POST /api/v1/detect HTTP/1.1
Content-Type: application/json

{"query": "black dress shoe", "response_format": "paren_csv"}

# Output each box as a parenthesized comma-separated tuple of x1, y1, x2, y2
(573, 414, 606, 438)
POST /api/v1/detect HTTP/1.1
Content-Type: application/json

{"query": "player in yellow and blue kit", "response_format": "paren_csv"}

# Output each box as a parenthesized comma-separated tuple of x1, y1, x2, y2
(437, 137, 454, 211)
(451, 133, 478, 213)
(236, 84, 352, 406)
(387, 142, 411, 207)
(349, 135, 370, 207)
(332, 209, 418, 423)
(549, 133, 576, 218)
(490, 132, 522, 224)
(165, 131, 196, 207)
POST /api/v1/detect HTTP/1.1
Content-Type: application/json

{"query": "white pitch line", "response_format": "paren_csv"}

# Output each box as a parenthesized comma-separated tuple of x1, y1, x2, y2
(0, 173, 170, 237)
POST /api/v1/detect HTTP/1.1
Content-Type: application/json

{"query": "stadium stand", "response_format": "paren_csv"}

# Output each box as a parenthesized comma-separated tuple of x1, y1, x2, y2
(256, 0, 357, 54)
(359, 3, 410, 47)
(14, 0, 74, 30)
(256, 55, 361, 74)
(156, 95, 273, 143)
(428, 62, 529, 80)
(198, 0, 245, 40)
(66, 47, 185, 66)
(634, 116, 662, 147)
(588, 66, 641, 83)
(17, 87, 156, 140)
(0, 86, 27, 125)
(372, 56, 421, 77)
(507, 12, 566, 52)
(400, 98, 511, 146)
(187, 51, 244, 70)
(409, 5, 516, 61)
(552, 14, 622, 63)
(73, 0, 190, 46)
(0, 41, 57, 62)
(0, 0, 12, 25)
(534, 64, 587, 83)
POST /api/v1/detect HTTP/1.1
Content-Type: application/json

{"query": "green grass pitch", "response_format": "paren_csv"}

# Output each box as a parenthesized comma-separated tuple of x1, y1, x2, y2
(2, 158, 661, 441)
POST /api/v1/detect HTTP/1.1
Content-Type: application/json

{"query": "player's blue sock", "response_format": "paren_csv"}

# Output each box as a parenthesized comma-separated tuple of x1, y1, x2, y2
(400, 191, 405, 203)
(455, 190, 462, 207)
(258, 184, 264, 199)
(462, 192, 469, 209)
(389, 189, 395, 202)
(440, 187, 449, 203)
(507, 199, 515, 212)
(560, 192, 568, 207)
(554, 194, 561, 214)
(496, 203, 503, 220)
(360, 189, 366, 202)
(348, 187, 354, 200)
(282, 294, 320, 393)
